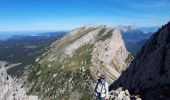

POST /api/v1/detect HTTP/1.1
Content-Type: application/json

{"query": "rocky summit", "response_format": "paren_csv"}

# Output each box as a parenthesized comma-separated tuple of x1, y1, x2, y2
(110, 22, 170, 100)
(22, 25, 132, 100)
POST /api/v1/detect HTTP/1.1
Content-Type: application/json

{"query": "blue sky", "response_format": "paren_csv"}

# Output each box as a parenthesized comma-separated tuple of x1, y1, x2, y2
(0, 0, 169, 32)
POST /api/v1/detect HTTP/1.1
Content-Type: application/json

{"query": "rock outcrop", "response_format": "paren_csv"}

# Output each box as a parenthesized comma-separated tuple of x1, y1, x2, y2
(110, 22, 170, 100)
(0, 61, 38, 100)
(91, 28, 131, 83)
(109, 87, 141, 100)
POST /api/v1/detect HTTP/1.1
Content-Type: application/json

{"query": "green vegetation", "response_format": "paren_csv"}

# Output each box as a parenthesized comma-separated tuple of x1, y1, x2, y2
(0, 34, 65, 76)
(63, 44, 92, 72)
(101, 30, 113, 41)
(25, 44, 95, 100)
(97, 29, 113, 41)
(125, 54, 134, 64)
(50, 28, 96, 57)
(97, 28, 107, 37)
(96, 28, 107, 41)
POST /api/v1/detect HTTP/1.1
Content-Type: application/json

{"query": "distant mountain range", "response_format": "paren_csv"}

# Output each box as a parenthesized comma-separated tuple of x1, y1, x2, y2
(0, 31, 67, 40)
(119, 26, 156, 54)
(136, 26, 159, 33)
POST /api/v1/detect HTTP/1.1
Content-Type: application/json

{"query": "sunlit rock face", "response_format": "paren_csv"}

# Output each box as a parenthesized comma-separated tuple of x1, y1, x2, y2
(91, 28, 132, 84)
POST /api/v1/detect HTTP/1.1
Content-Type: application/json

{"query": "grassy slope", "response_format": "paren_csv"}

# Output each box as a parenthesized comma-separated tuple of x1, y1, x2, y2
(26, 44, 95, 100)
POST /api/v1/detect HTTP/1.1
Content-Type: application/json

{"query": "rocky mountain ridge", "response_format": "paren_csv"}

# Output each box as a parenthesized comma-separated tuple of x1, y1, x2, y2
(22, 25, 132, 100)
(110, 22, 170, 100)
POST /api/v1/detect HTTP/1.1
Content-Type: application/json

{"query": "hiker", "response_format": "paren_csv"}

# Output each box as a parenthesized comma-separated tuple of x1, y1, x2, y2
(94, 74, 109, 100)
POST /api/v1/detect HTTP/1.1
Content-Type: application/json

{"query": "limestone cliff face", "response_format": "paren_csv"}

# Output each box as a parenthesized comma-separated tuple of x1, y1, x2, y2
(110, 22, 170, 100)
(91, 29, 131, 83)
(0, 62, 38, 100)
(24, 26, 131, 100)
